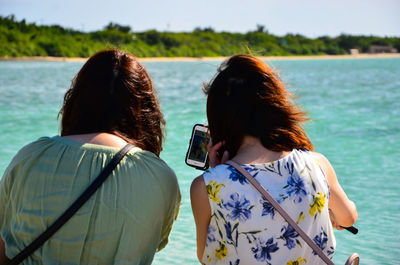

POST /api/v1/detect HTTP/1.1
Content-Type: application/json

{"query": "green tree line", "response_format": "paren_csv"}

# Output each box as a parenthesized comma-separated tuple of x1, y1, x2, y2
(1, 15, 399, 58)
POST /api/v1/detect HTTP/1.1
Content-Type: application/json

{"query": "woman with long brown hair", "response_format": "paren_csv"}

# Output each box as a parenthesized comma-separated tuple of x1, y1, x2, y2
(191, 54, 357, 264)
(0, 49, 180, 264)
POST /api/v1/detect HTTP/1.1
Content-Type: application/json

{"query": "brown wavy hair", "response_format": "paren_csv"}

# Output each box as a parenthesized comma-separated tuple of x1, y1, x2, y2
(59, 49, 165, 156)
(204, 54, 313, 158)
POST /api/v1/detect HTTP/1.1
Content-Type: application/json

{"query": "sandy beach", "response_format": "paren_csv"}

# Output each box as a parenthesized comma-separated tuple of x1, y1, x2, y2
(1, 53, 399, 62)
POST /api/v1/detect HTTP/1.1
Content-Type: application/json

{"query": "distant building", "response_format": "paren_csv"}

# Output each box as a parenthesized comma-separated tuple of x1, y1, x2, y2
(368, 45, 398, 54)
(349, 48, 359, 55)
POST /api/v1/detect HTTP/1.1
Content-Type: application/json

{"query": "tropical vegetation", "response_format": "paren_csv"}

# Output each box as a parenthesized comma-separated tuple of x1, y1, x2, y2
(1, 15, 399, 58)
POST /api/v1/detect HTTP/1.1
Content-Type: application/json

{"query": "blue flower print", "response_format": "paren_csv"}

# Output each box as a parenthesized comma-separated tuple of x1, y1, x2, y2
(260, 199, 275, 219)
(284, 172, 308, 203)
(207, 225, 217, 243)
(251, 237, 279, 263)
(312, 228, 328, 255)
(224, 222, 233, 241)
(227, 166, 248, 185)
(243, 165, 260, 175)
(279, 224, 299, 250)
(223, 193, 252, 222)
(327, 246, 335, 256)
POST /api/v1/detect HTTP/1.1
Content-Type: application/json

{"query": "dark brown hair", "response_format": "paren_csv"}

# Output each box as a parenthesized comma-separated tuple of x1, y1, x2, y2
(204, 54, 313, 158)
(59, 49, 165, 156)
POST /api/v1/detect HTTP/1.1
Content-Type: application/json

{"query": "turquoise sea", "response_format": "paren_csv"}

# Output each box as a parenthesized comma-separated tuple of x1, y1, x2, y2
(0, 58, 399, 264)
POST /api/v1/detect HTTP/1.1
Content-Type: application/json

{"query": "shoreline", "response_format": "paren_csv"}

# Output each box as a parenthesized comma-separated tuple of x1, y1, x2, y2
(1, 53, 399, 62)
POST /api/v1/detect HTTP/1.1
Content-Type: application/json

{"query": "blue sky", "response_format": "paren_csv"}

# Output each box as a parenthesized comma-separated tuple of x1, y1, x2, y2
(0, 0, 399, 37)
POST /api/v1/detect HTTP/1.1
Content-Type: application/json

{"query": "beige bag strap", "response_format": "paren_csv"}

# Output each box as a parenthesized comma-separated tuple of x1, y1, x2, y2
(225, 160, 359, 265)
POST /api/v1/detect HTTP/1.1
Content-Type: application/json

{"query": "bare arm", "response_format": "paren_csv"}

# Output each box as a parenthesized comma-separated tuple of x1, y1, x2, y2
(314, 152, 358, 228)
(190, 175, 211, 264)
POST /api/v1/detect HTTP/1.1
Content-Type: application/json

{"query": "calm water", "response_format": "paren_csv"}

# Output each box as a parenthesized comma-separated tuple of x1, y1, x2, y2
(0, 58, 399, 264)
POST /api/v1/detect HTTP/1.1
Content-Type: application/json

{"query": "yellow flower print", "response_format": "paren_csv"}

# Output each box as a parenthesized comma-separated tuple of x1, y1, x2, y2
(315, 158, 321, 168)
(206, 181, 225, 204)
(286, 257, 307, 265)
(309, 192, 326, 217)
(215, 242, 228, 261)
(297, 211, 305, 224)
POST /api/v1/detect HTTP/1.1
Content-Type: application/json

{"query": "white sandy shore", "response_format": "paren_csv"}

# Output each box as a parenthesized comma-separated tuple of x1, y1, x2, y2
(1, 53, 399, 62)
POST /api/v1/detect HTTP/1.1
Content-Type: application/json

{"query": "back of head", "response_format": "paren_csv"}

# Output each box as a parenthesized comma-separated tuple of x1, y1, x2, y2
(205, 54, 313, 157)
(59, 49, 165, 156)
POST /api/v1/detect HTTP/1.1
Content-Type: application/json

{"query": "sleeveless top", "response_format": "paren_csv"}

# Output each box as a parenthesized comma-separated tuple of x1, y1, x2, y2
(202, 149, 335, 265)
(0, 136, 181, 265)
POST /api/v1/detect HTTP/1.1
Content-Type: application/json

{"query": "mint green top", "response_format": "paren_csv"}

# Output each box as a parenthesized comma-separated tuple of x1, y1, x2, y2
(0, 136, 181, 265)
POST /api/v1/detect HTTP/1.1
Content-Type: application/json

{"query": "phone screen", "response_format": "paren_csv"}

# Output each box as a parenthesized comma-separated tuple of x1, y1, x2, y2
(188, 130, 209, 162)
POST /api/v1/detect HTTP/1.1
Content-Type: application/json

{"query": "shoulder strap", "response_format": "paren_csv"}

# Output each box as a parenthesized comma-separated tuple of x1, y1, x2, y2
(7, 143, 134, 265)
(225, 160, 335, 265)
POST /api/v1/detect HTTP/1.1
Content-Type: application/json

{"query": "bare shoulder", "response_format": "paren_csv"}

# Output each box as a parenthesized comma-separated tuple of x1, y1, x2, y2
(311, 151, 341, 189)
(190, 174, 210, 212)
(311, 152, 332, 169)
(190, 174, 211, 220)
(311, 151, 328, 162)
(190, 175, 206, 196)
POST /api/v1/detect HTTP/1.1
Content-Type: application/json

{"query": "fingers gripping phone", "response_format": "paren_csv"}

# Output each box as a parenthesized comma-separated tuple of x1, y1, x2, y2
(185, 124, 210, 170)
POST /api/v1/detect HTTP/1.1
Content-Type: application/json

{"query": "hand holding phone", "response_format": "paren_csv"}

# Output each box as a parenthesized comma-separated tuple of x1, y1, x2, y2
(329, 208, 358, 234)
(207, 140, 230, 168)
(185, 124, 210, 170)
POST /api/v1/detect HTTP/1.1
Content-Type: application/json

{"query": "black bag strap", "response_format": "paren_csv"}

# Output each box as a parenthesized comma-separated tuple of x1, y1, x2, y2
(6, 143, 134, 265)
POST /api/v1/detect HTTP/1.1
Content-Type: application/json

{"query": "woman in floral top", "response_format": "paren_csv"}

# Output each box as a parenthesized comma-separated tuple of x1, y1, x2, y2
(190, 54, 358, 265)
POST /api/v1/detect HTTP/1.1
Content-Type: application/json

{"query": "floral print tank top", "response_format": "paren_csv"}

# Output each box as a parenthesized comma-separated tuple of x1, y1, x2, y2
(202, 149, 336, 265)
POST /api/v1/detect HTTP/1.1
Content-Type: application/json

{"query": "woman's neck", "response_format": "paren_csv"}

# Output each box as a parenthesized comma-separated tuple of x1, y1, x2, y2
(63, 132, 128, 148)
(231, 135, 291, 165)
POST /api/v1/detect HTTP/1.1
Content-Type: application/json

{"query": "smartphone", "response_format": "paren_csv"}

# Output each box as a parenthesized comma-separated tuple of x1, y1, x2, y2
(185, 124, 210, 170)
